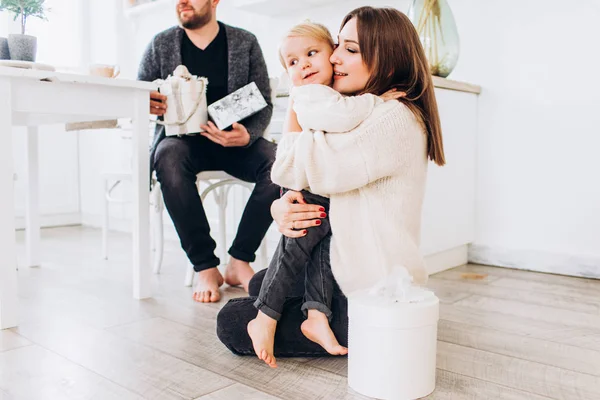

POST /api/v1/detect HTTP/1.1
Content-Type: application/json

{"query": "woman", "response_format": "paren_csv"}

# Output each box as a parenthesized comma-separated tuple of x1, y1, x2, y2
(217, 6, 445, 357)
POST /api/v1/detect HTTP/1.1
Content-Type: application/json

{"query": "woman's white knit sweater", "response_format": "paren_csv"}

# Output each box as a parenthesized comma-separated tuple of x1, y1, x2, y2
(271, 85, 429, 295)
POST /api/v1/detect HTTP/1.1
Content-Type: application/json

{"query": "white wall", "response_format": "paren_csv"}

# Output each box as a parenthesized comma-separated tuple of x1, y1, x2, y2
(448, 0, 600, 277)
(115, 0, 411, 79)
(233, 0, 411, 80)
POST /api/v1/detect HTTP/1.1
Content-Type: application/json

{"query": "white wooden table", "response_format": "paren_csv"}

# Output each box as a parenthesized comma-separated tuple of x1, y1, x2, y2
(0, 66, 156, 329)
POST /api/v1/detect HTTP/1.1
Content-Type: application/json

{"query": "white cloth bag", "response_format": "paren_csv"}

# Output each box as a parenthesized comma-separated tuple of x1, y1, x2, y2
(154, 65, 208, 136)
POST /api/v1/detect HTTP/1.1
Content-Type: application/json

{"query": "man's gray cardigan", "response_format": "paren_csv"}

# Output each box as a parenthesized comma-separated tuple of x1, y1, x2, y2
(137, 23, 273, 170)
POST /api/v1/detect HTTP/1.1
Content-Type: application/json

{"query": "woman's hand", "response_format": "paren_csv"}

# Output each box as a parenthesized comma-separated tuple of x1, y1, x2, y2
(271, 190, 326, 238)
(379, 88, 406, 102)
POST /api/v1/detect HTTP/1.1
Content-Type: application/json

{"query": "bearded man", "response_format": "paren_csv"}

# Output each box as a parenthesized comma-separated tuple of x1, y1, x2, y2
(138, 0, 278, 303)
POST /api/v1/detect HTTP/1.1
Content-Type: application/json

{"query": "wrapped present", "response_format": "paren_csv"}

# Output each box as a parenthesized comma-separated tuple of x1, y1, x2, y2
(207, 82, 268, 130)
(154, 65, 208, 136)
(348, 268, 439, 400)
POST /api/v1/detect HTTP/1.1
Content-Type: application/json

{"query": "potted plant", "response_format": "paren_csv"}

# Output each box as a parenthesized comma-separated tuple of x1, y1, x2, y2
(0, 0, 48, 62)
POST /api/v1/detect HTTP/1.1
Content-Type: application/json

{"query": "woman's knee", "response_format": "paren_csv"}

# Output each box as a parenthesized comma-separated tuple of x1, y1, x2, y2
(216, 299, 257, 356)
(216, 306, 241, 355)
(248, 268, 267, 296)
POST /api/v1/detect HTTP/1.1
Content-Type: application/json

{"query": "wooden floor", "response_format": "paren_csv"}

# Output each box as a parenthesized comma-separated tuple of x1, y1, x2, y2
(1, 227, 599, 400)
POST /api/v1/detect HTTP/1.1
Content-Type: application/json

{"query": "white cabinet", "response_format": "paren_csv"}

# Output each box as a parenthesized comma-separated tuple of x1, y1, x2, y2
(421, 87, 479, 273)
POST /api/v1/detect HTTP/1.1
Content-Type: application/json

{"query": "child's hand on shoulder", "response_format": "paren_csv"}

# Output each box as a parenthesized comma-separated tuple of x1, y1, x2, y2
(379, 88, 406, 101)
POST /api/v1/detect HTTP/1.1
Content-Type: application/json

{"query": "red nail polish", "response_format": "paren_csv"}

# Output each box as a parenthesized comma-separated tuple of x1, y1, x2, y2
(303, 230, 307, 235)
(315, 220, 321, 225)
(320, 213, 327, 218)
(319, 207, 325, 212)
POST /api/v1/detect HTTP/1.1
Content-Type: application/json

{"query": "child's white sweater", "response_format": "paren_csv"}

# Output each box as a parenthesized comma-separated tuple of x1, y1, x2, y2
(292, 84, 382, 136)
(287, 84, 382, 197)
(271, 85, 429, 295)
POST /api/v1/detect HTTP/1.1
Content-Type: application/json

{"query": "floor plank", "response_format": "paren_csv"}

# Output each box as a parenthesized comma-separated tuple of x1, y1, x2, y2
(437, 342, 600, 400)
(0, 389, 12, 400)
(439, 303, 599, 343)
(426, 370, 554, 400)
(111, 317, 353, 400)
(305, 357, 348, 376)
(14, 313, 233, 400)
(424, 282, 473, 305)
(0, 331, 31, 353)
(194, 383, 281, 399)
(456, 264, 600, 291)
(562, 333, 600, 352)
(429, 269, 502, 284)
(490, 277, 600, 302)
(0, 345, 143, 400)
(453, 295, 600, 330)
(438, 320, 600, 376)
(428, 277, 600, 314)
(305, 358, 552, 400)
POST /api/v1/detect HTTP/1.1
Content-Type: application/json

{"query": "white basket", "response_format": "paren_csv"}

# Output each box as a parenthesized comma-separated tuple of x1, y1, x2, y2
(348, 290, 439, 400)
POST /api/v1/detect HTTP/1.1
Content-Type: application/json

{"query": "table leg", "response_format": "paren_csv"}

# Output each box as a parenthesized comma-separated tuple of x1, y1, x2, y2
(0, 78, 19, 329)
(25, 126, 40, 268)
(131, 91, 151, 299)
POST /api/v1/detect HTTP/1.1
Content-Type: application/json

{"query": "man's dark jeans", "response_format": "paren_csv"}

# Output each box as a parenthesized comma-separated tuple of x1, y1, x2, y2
(254, 191, 334, 321)
(216, 237, 349, 357)
(154, 135, 280, 272)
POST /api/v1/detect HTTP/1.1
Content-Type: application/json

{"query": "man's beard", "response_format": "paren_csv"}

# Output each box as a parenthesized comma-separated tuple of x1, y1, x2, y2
(178, 8, 212, 29)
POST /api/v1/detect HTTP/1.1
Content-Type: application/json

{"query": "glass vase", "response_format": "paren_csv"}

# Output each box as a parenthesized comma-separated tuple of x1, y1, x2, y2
(407, 0, 460, 78)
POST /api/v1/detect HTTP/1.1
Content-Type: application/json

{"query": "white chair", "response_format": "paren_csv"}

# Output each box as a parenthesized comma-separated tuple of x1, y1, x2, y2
(102, 171, 269, 286)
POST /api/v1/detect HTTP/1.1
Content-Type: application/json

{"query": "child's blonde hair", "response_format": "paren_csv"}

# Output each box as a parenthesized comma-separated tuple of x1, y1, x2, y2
(279, 21, 335, 69)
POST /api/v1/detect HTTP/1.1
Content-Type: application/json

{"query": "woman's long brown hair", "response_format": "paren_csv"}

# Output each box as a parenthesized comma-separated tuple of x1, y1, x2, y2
(341, 7, 445, 166)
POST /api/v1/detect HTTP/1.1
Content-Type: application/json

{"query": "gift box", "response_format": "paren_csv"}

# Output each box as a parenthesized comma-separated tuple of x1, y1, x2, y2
(207, 82, 268, 130)
(348, 277, 439, 400)
(154, 65, 208, 137)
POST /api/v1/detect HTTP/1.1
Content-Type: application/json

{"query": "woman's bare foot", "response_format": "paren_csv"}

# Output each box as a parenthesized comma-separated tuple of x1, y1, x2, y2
(224, 257, 255, 292)
(247, 311, 278, 368)
(301, 310, 348, 355)
(192, 267, 224, 303)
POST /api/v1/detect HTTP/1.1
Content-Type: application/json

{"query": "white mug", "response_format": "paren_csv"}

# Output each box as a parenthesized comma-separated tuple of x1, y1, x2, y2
(89, 63, 120, 78)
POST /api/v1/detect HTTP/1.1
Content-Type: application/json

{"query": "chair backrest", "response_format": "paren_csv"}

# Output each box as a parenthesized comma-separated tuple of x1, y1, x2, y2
(264, 77, 280, 139)
(269, 77, 279, 104)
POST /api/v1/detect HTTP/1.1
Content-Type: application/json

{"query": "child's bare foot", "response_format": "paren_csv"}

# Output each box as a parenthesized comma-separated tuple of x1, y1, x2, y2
(192, 267, 224, 303)
(224, 257, 255, 292)
(301, 310, 348, 355)
(247, 311, 278, 368)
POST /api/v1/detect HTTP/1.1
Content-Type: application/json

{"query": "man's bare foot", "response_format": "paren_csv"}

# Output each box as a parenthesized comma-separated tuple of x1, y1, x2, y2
(247, 311, 278, 368)
(224, 257, 254, 292)
(192, 267, 224, 303)
(301, 310, 348, 355)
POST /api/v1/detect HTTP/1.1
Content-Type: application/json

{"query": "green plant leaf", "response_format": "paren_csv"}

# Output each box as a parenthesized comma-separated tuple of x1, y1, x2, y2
(0, 0, 49, 33)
